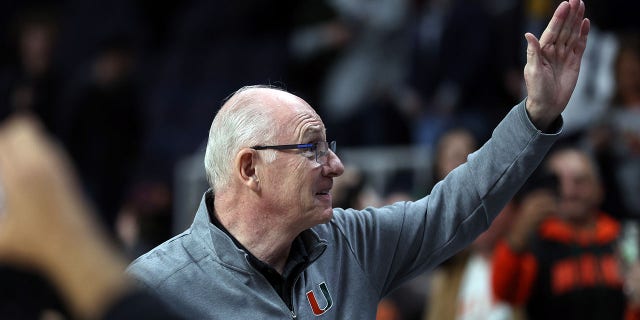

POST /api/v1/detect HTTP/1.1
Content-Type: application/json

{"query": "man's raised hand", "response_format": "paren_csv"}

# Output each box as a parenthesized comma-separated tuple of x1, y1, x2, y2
(524, 0, 590, 130)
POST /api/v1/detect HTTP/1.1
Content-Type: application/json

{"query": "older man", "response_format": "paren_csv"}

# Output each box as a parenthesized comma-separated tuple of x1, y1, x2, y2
(128, 0, 590, 318)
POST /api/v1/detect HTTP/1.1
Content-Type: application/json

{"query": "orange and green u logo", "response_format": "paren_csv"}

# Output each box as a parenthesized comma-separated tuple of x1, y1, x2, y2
(306, 282, 333, 316)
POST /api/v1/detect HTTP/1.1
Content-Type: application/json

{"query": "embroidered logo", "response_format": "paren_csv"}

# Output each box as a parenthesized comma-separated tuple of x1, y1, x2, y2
(306, 282, 333, 316)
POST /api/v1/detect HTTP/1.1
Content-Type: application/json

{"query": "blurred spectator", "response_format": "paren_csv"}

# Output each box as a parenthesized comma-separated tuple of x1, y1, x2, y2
(288, 1, 351, 108)
(492, 147, 637, 319)
(422, 127, 513, 320)
(116, 181, 174, 261)
(425, 214, 515, 320)
(427, 129, 478, 320)
(484, 0, 527, 108)
(319, 0, 412, 146)
(332, 165, 382, 210)
(141, 0, 297, 181)
(587, 33, 640, 219)
(379, 128, 514, 320)
(557, 24, 618, 141)
(54, 0, 143, 80)
(377, 168, 423, 320)
(430, 128, 477, 188)
(62, 37, 144, 233)
(0, 116, 182, 320)
(383, 168, 415, 204)
(0, 6, 63, 135)
(402, 0, 501, 148)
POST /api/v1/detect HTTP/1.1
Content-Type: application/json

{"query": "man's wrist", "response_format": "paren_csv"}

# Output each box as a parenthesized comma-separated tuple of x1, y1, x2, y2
(525, 100, 555, 131)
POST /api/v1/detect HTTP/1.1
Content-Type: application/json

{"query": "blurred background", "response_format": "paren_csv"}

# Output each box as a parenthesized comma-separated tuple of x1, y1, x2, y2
(0, 0, 638, 318)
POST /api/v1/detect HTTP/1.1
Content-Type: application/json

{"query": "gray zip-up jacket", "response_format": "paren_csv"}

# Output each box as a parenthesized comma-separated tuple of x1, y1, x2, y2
(127, 101, 561, 319)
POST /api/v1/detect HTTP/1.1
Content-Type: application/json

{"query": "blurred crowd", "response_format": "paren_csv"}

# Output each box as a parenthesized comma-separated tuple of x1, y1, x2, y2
(0, 0, 639, 319)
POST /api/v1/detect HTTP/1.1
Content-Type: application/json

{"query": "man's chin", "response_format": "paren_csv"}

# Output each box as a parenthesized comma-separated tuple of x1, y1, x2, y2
(315, 208, 334, 224)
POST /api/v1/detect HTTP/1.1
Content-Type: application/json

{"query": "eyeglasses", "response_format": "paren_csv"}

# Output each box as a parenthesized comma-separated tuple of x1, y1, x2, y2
(252, 141, 337, 165)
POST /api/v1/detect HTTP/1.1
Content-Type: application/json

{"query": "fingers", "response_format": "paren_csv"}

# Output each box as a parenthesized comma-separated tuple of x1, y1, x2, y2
(574, 18, 590, 56)
(559, 0, 585, 51)
(539, 1, 570, 46)
(556, 0, 582, 47)
(525, 33, 541, 68)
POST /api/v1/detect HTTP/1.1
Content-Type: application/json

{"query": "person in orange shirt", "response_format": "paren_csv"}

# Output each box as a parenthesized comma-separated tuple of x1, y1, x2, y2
(492, 146, 640, 319)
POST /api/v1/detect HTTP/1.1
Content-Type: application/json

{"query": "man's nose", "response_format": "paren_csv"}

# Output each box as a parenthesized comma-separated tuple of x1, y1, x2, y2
(323, 150, 344, 178)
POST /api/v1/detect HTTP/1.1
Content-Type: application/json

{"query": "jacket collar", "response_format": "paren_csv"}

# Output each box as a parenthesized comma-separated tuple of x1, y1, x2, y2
(185, 190, 328, 273)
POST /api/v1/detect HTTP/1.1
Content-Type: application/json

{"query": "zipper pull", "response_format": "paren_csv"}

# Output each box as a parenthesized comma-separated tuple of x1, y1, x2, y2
(290, 309, 297, 319)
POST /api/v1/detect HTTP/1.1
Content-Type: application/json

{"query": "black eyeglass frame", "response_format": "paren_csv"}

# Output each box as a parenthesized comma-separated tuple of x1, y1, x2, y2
(251, 141, 336, 164)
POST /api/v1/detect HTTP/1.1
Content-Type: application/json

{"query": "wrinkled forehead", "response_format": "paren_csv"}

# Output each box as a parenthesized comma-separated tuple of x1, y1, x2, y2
(285, 108, 325, 142)
(263, 89, 326, 142)
(225, 87, 327, 141)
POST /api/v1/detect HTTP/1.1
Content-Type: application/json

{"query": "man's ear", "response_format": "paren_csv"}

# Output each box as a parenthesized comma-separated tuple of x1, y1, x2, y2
(234, 148, 260, 192)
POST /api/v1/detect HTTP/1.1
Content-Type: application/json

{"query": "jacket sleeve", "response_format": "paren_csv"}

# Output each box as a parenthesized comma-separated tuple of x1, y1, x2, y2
(491, 240, 538, 305)
(329, 100, 562, 296)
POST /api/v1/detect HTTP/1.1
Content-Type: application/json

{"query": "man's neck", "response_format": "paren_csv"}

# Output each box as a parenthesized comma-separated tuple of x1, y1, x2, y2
(210, 192, 296, 274)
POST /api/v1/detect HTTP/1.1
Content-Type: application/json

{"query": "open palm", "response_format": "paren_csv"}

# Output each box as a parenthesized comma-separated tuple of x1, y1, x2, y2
(524, 0, 590, 130)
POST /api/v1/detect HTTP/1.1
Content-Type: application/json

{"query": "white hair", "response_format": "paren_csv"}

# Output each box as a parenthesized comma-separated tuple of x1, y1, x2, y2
(204, 85, 281, 192)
